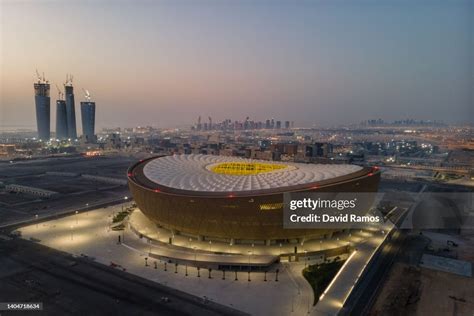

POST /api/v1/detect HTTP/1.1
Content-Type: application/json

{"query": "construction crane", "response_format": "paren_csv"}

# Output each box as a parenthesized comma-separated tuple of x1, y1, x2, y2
(65, 73, 73, 86)
(35, 69, 42, 83)
(55, 84, 63, 100)
(82, 88, 91, 101)
(35, 69, 48, 83)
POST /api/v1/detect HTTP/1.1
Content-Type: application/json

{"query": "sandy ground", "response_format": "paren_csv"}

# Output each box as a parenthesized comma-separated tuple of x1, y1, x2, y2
(423, 231, 474, 262)
(371, 262, 474, 316)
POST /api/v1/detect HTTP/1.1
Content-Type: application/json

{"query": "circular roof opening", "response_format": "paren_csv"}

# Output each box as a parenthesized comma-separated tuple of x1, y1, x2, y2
(209, 162, 288, 175)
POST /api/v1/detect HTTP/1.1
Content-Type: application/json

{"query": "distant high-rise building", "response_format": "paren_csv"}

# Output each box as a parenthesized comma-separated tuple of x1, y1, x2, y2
(276, 121, 281, 129)
(284, 121, 290, 129)
(34, 76, 51, 140)
(197, 116, 202, 131)
(265, 119, 271, 129)
(80, 101, 96, 143)
(54, 84, 68, 140)
(64, 77, 77, 139)
(56, 99, 68, 140)
(244, 116, 250, 130)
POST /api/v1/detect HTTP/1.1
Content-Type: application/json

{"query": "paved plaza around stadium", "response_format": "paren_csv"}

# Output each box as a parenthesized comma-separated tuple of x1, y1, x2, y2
(18, 204, 392, 315)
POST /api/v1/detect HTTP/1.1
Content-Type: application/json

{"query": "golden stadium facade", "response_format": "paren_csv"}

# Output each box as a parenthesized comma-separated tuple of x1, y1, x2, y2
(127, 154, 380, 244)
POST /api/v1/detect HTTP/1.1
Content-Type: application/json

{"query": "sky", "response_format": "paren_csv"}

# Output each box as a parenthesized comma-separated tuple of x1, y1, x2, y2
(1, 0, 472, 131)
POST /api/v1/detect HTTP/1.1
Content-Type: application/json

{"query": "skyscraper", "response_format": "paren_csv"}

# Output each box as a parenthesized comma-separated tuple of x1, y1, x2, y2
(56, 99, 68, 140)
(80, 99, 96, 143)
(64, 75, 77, 139)
(53, 84, 68, 140)
(265, 119, 270, 129)
(34, 73, 51, 140)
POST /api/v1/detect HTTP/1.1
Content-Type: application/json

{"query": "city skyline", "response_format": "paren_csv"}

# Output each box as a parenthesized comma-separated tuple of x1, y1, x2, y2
(1, 0, 473, 132)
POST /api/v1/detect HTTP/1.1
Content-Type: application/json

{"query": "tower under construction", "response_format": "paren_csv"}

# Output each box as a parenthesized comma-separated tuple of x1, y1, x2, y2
(55, 84, 68, 140)
(64, 74, 77, 139)
(34, 71, 51, 140)
(80, 89, 96, 143)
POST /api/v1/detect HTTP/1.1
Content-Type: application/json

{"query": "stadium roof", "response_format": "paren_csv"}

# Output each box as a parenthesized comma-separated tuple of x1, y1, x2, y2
(141, 154, 363, 193)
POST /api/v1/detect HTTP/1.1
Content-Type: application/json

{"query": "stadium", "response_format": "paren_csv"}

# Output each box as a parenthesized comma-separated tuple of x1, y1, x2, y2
(127, 154, 381, 245)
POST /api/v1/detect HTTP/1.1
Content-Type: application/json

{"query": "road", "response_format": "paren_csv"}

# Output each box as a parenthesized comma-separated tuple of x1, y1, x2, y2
(312, 223, 394, 316)
(339, 229, 405, 315)
(0, 237, 247, 316)
(0, 197, 133, 230)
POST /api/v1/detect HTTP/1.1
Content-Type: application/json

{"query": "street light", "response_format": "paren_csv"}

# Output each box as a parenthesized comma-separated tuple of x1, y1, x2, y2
(35, 214, 38, 229)
(75, 210, 78, 224)
(122, 197, 128, 213)
(247, 250, 252, 281)
(209, 240, 212, 252)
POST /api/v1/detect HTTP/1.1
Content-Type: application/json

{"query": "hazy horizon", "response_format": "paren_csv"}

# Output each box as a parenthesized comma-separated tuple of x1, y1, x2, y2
(1, 0, 473, 132)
